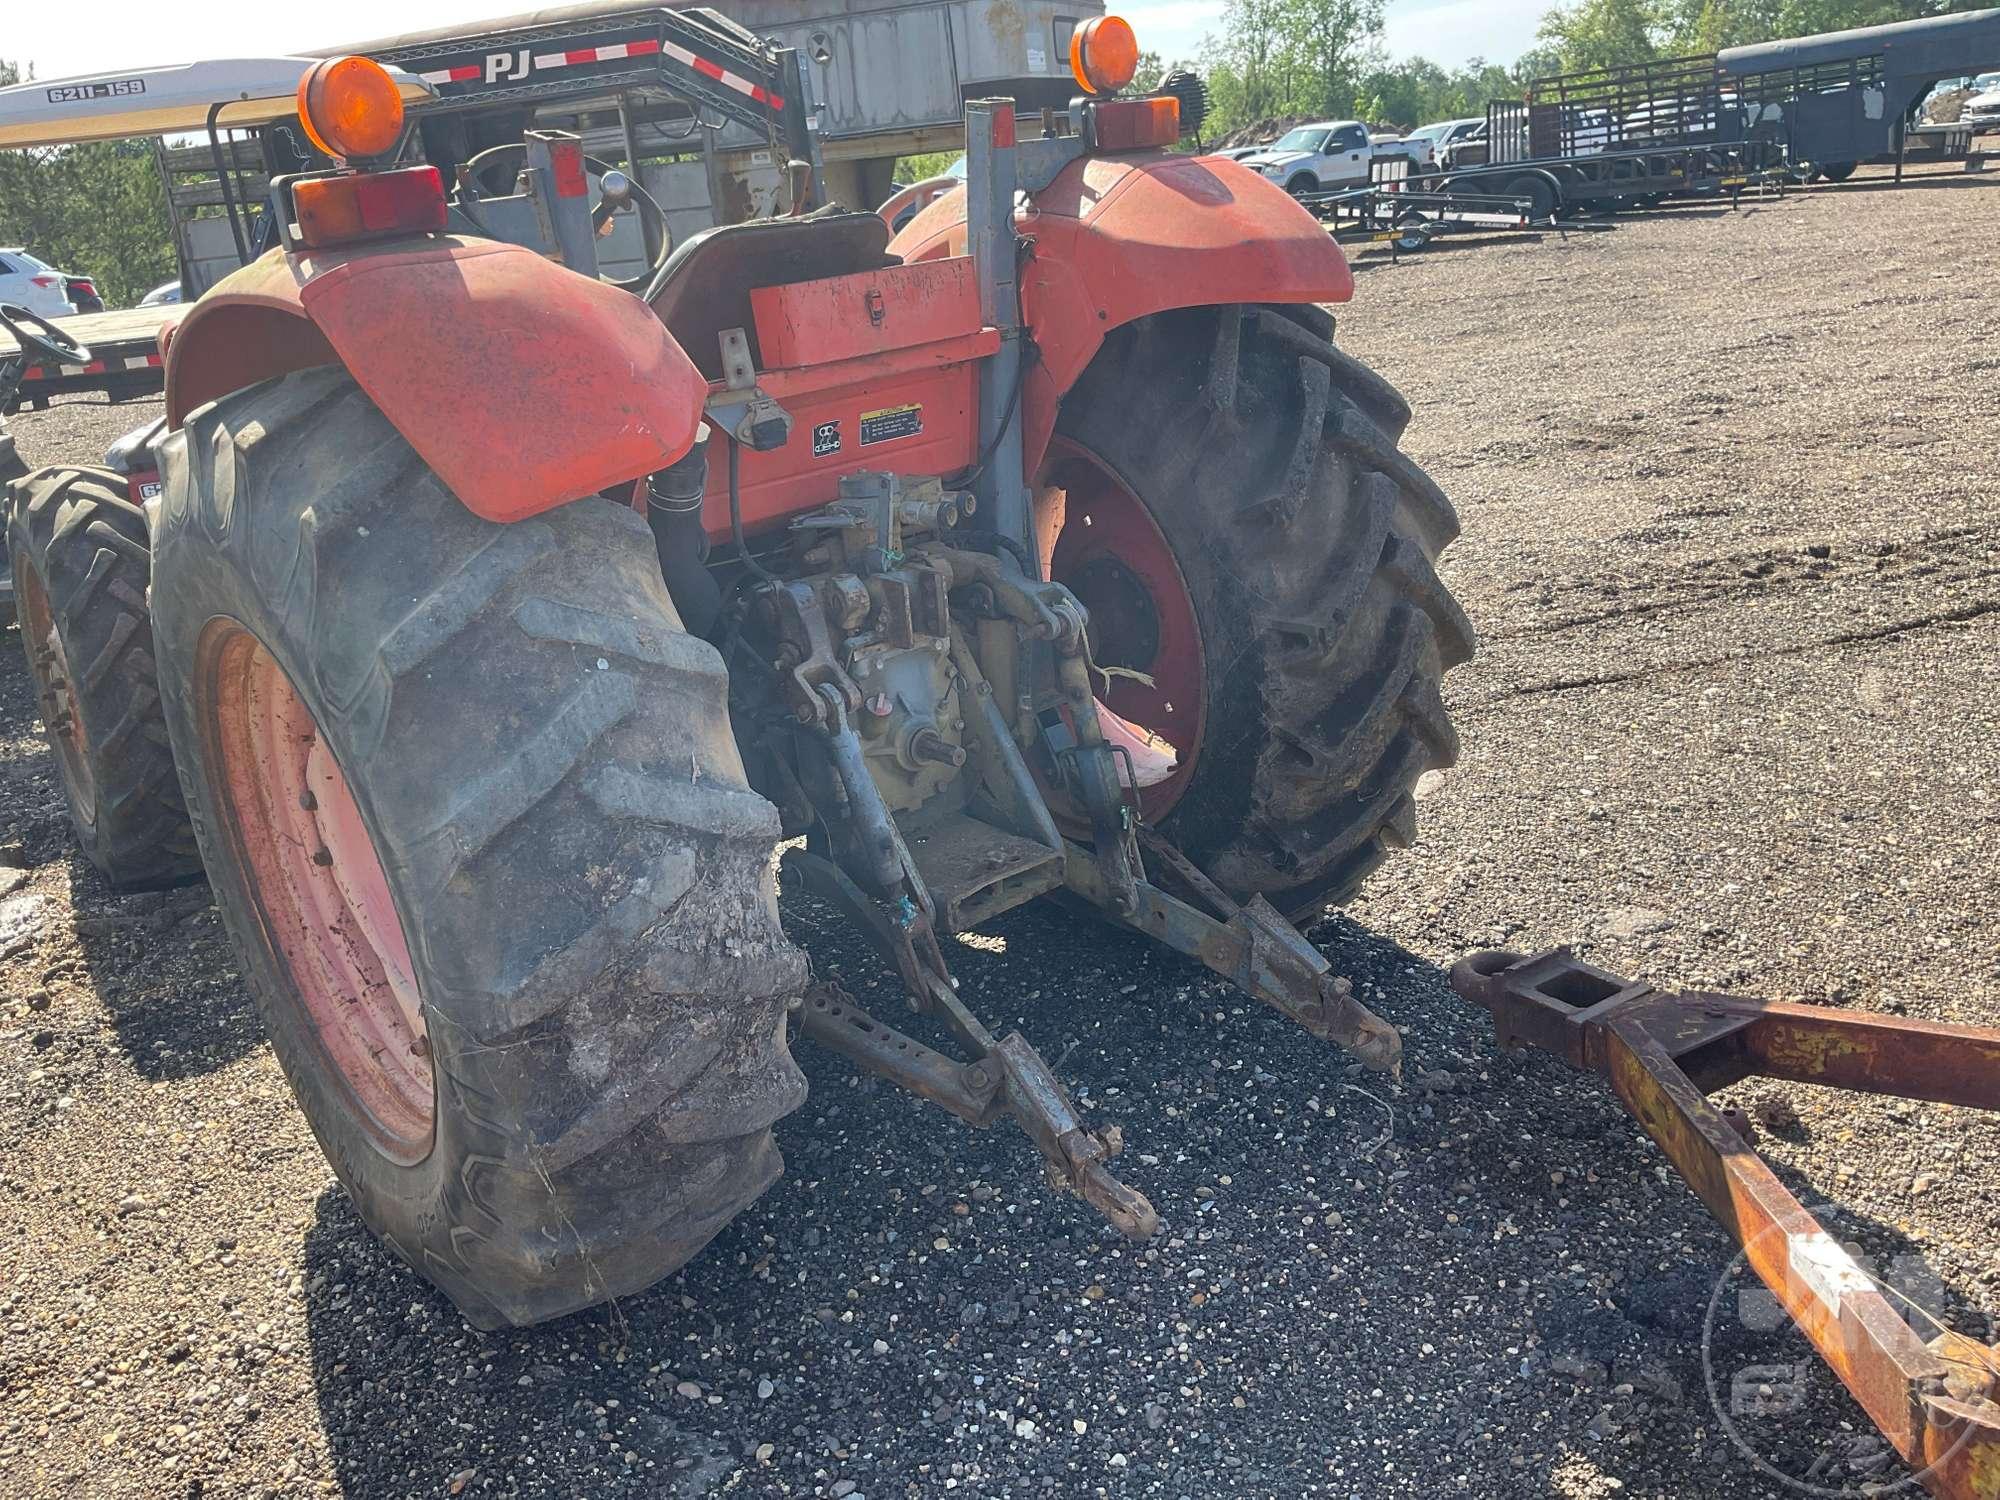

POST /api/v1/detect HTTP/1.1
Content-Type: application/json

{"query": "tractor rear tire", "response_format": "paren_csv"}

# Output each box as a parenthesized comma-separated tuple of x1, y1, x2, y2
(1048, 304, 1474, 922)
(7, 466, 201, 887)
(0, 417, 24, 625)
(0, 417, 25, 491)
(149, 369, 808, 1329)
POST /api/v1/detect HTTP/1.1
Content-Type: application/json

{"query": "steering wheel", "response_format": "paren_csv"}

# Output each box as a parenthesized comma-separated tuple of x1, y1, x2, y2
(455, 145, 671, 294)
(876, 174, 961, 234)
(0, 303, 92, 371)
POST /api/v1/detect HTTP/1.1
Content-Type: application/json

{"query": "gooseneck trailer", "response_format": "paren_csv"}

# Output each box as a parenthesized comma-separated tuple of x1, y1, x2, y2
(1442, 7, 2000, 214)
(1717, 7, 2000, 177)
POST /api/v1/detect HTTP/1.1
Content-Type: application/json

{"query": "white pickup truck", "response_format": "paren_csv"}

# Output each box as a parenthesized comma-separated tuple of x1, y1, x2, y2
(1233, 120, 1378, 195)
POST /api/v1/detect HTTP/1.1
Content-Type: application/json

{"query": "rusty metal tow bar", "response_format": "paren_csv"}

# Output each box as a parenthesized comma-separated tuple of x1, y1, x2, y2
(1451, 948, 2000, 1499)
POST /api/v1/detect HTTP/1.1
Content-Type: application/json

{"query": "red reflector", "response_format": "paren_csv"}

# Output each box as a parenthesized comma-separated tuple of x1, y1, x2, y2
(1090, 96, 1180, 152)
(551, 141, 589, 199)
(991, 104, 1017, 150)
(294, 166, 448, 249)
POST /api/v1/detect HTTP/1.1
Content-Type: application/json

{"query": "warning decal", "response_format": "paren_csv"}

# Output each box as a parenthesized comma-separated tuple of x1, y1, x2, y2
(859, 404, 923, 447)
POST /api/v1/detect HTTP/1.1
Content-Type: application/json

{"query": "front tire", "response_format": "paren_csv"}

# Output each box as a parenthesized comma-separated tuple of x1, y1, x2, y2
(151, 369, 808, 1328)
(7, 466, 200, 887)
(1044, 305, 1474, 921)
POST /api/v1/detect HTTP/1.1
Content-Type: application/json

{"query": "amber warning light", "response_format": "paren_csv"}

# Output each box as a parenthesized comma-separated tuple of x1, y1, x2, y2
(297, 55, 407, 161)
(1071, 15, 1141, 95)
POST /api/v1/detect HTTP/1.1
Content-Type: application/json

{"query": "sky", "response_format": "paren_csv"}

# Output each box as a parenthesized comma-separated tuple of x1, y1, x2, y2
(1132, 0, 1546, 70)
(6, 0, 1549, 84)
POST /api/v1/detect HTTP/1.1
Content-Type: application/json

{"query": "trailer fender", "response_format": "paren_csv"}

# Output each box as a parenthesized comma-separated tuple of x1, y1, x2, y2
(163, 238, 705, 523)
(890, 153, 1353, 472)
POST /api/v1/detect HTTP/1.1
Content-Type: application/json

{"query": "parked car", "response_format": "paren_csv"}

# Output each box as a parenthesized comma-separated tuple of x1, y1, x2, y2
(1565, 107, 1614, 153)
(1234, 120, 1375, 195)
(1404, 117, 1485, 161)
(1371, 131, 1434, 168)
(1439, 121, 1491, 169)
(0, 248, 77, 319)
(138, 279, 184, 307)
(1965, 74, 2000, 129)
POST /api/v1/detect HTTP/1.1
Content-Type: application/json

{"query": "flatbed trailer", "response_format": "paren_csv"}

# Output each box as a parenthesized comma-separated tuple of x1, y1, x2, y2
(1304, 180, 1536, 255)
(1439, 52, 1788, 218)
(1288, 155, 1539, 254)
(0, 305, 168, 410)
(1446, 138, 1784, 217)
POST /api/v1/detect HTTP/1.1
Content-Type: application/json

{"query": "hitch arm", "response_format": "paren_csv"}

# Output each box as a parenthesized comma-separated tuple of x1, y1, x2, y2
(1451, 949, 2000, 1500)
(1063, 837, 1404, 1074)
(785, 851, 1158, 1240)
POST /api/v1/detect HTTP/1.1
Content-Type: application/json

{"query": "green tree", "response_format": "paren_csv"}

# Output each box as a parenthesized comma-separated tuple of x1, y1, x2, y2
(1535, 0, 1666, 72)
(1201, 0, 1390, 130)
(1192, 0, 2000, 136)
(0, 59, 178, 307)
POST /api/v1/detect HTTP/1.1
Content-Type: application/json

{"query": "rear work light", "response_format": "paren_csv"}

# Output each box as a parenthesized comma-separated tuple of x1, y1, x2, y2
(1090, 95, 1181, 151)
(292, 166, 448, 249)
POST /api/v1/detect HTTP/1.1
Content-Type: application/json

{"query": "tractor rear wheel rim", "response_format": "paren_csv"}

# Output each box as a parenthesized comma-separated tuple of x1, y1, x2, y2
(19, 564, 96, 814)
(200, 621, 433, 1162)
(1040, 438, 1206, 816)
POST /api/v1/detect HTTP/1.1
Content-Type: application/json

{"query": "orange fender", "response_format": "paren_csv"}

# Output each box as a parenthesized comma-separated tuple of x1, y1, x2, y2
(889, 153, 1353, 475)
(163, 239, 704, 523)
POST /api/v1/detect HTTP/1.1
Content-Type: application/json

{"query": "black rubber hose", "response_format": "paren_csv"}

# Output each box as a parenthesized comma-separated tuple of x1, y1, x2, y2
(646, 429, 723, 639)
(726, 431, 782, 587)
(948, 525, 1035, 575)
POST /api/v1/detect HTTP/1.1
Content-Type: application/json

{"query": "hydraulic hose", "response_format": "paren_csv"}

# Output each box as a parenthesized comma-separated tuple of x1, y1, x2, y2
(646, 425, 722, 639)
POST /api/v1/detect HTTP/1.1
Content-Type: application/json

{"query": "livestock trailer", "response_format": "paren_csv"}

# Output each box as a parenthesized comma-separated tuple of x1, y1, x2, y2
(1442, 53, 1777, 219)
(1718, 6, 2000, 175)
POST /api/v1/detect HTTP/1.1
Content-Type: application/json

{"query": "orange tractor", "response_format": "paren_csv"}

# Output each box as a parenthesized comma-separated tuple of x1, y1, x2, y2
(5, 17, 1470, 1327)
(9, 22, 2000, 1492)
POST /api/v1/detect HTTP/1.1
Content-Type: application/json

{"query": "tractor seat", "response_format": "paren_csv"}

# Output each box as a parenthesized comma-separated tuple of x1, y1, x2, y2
(646, 209, 898, 380)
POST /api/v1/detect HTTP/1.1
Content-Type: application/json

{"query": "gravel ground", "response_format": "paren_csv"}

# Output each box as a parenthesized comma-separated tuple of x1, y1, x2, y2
(2, 163, 1997, 1500)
